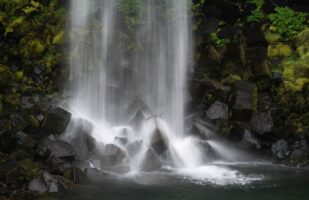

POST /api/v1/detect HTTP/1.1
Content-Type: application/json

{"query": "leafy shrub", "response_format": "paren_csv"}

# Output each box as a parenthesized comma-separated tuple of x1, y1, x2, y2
(247, 0, 265, 23)
(268, 7, 308, 38)
(210, 32, 230, 48)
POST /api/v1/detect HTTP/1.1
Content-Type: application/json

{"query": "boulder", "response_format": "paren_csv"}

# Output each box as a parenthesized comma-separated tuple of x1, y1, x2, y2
(127, 140, 143, 157)
(64, 118, 96, 161)
(206, 101, 228, 120)
(46, 140, 75, 160)
(240, 130, 261, 150)
(250, 112, 274, 135)
(40, 107, 72, 135)
(271, 139, 289, 159)
(150, 128, 168, 156)
(101, 144, 126, 166)
(141, 149, 161, 172)
(29, 171, 72, 194)
(114, 137, 128, 146)
(232, 81, 257, 121)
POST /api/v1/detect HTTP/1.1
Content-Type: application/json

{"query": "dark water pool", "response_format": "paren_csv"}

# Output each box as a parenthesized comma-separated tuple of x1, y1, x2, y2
(48, 163, 309, 200)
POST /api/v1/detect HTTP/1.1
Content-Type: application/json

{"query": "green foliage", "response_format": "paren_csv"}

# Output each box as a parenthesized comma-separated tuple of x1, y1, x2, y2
(210, 32, 230, 48)
(247, 0, 265, 23)
(268, 7, 308, 38)
(190, 0, 207, 30)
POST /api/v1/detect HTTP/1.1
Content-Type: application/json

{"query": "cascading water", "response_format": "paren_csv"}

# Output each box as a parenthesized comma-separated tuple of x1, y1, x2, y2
(64, 0, 260, 184)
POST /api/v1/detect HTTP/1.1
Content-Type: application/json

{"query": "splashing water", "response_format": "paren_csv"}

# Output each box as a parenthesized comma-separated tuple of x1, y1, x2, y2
(64, 0, 260, 185)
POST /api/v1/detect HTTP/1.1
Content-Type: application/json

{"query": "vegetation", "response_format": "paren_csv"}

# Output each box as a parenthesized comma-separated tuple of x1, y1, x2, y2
(247, 0, 265, 23)
(268, 7, 308, 38)
(210, 32, 230, 48)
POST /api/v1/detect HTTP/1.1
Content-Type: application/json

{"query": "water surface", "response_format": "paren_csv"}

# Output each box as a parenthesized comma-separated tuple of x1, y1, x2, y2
(51, 163, 309, 200)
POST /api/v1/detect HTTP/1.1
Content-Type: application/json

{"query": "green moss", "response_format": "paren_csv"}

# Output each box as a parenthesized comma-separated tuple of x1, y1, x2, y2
(221, 74, 242, 85)
(268, 43, 292, 58)
(14, 71, 24, 80)
(52, 31, 64, 45)
(264, 32, 281, 44)
(17, 159, 40, 180)
(0, 64, 13, 86)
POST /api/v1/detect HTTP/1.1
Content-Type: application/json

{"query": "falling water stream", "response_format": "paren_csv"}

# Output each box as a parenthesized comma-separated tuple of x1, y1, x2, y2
(63, 0, 262, 185)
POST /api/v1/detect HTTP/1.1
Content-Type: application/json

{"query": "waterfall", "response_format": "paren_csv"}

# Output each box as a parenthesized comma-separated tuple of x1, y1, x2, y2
(65, 0, 253, 180)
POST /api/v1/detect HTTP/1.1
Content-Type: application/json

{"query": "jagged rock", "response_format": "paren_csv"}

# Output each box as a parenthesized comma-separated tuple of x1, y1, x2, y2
(271, 139, 289, 159)
(290, 149, 305, 161)
(206, 100, 228, 120)
(46, 140, 75, 159)
(272, 72, 284, 86)
(127, 140, 143, 157)
(28, 178, 47, 194)
(10, 114, 29, 131)
(141, 149, 161, 172)
(29, 172, 72, 194)
(250, 112, 274, 135)
(127, 99, 152, 127)
(240, 130, 261, 149)
(64, 118, 96, 161)
(232, 81, 257, 121)
(63, 167, 86, 184)
(41, 107, 72, 135)
(114, 137, 128, 146)
(150, 128, 168, 156)
(101, 144, 126, 166)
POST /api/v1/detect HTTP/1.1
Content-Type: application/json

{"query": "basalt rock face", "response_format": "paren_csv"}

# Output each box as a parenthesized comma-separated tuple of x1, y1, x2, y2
(194, 0, 309, 165)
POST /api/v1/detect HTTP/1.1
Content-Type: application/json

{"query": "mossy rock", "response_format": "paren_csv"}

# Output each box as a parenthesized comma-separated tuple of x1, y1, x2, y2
(17, 159, 40, 180)
(52, 31, 64, 45)
(264, 32, 281, 44)
(268, 43, 292, 58)
(297, 28, 309, 48)
(0, 64, 13, 86)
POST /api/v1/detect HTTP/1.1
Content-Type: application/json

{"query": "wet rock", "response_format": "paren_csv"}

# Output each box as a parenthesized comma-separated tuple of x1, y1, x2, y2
(272, 72, 283, 86)
(290, 149, 305, 162)
(240, 130, 261, 150)
(29, 172, 72, 194)
(271, 139, 289, 159)
(101, 144, 126, 166)
(28, 178, 47, 194)
(141, 149, 161, 172)
(250, 112, 274, 135)
(63, 167, 86, 184)
(10, 114, 29, 131)
(41, 107, 72, 135)
(150, 128, 168, 156)
(0, 160, 17, 184)
(66, 119, 96, 161)
(127, 140, 143, 157)
(84, 168, 109, 182)
(127, 99, 152, 127)
(114, 137, 128, 146)
(232, 81, 257, 121)
(206, 101, 228, 120)
(46, 140, 75, 160)
(202, 17, 219, 34)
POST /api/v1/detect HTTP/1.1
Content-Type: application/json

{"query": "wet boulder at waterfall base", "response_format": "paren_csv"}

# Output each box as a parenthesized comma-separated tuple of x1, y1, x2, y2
(141, 149, 162, 172)
(150, 128, 169, 156)
(100, 144, 126, 166)
(40, 107, 72, 135)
